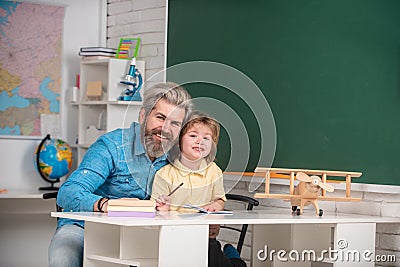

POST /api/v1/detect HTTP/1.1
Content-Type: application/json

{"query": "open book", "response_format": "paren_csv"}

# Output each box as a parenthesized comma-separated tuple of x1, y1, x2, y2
(182, 204, 233, 215)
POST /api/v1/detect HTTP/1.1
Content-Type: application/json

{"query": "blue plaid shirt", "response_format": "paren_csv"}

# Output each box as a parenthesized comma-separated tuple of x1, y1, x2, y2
(57, 122, 168, 228)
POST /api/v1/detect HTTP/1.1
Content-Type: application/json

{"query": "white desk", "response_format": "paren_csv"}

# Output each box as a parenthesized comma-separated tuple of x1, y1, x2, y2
(52, 209, 400, 267)
(0, 189, 57, 213)
(0, 190, 58, 267)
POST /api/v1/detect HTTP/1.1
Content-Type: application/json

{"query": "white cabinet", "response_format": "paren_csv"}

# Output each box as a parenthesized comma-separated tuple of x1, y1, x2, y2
(0, 191, 57, 267)
(75, 58, 145, 163)
(83, 221, 208, 267)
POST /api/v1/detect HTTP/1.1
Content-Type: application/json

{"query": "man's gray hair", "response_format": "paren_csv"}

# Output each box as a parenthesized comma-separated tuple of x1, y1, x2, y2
(141, 82, 193, 120)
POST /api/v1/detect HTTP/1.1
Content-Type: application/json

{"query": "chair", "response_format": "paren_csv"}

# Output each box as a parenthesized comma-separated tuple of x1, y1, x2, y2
(42, 191, 61, 212)
(221, 193, 259, 255)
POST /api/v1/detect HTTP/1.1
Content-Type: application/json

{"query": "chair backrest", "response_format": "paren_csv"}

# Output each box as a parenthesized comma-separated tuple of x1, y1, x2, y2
(221, 193, 259, 254)
(42, 191, 61, 212)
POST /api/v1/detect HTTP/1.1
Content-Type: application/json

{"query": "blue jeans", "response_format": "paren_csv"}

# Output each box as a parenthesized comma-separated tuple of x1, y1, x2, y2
(48, 224, 84, 267)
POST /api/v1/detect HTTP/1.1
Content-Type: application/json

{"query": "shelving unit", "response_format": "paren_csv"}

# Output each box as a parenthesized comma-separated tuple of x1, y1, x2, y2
(73, 58, 145, 163)
(85, 222, 161, 267)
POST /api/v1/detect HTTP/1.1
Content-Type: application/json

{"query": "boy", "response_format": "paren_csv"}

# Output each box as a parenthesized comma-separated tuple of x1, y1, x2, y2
(151, 112, 246, 267)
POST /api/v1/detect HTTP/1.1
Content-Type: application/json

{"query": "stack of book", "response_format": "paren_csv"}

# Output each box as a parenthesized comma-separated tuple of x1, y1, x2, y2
(79, 47, 117, 60)
(107, 198, 156, 217)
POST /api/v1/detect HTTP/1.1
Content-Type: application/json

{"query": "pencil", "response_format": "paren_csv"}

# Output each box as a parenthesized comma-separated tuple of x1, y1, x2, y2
(168, 182, 184, 196)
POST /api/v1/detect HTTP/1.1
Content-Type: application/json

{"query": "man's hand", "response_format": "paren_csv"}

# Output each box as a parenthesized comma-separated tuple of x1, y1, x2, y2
(155, 195, 171, 211)
(94, 197, 109, 212)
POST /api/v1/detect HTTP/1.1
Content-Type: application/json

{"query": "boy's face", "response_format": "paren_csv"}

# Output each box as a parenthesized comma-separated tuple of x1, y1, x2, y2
(180, 123, 213, 162)
(140, 99, 185, 159)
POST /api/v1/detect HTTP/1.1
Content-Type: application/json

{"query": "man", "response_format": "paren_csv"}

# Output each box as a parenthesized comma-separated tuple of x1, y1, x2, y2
(48, 82, 192, 267)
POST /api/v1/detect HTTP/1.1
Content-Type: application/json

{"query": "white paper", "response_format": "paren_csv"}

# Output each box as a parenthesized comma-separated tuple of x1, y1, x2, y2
(41, 114, 61, 138)
(182, 204, 233, 214)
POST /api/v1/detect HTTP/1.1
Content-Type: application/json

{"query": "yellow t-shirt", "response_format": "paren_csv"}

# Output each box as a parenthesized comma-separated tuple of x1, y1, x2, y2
(151, 159, 226, 211)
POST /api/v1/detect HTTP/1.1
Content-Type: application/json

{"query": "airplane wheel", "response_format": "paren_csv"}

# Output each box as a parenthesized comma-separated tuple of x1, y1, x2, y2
(319, 209, 323, 217)
(292, 206, 297, 212)
(296, 209, 301, 216)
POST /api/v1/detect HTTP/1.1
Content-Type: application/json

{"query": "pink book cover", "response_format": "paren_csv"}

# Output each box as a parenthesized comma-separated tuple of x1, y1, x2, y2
(107, 211, 156, 218)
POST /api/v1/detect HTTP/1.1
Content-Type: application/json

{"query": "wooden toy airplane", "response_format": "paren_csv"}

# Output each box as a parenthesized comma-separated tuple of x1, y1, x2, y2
(226, 168, 362, 216)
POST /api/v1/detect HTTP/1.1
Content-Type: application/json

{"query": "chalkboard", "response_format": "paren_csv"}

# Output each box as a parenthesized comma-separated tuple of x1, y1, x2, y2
(167, 0, 400, 186)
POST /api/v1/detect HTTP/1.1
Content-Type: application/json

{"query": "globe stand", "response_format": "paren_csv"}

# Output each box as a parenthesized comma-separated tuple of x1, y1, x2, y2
(39, 183, 60, 191)
(36, 134, 60, 191)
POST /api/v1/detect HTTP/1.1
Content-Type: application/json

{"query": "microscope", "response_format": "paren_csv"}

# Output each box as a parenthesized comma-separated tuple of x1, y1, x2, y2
(118, 57, 143, 101)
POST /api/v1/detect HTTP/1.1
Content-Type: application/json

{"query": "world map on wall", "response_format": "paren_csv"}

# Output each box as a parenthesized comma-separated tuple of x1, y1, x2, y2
(0, 1, 64, 136)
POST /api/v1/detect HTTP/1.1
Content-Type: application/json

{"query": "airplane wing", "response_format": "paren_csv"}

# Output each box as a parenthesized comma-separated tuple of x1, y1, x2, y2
(317, 196, 361, 202)
(254, 193, 304, 200)
(254, 193, 361, 202)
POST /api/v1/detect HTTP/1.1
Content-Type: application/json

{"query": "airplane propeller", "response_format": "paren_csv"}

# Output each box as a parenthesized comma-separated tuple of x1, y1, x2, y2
(296, 172, 334, 192)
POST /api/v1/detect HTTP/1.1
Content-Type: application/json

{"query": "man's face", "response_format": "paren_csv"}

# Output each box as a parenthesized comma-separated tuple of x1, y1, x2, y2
(140, 99, 185, 159)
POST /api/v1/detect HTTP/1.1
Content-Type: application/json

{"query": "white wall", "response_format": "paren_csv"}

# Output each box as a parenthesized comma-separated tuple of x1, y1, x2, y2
(107, 0, 167, 88)
(0, 0, 105, 191)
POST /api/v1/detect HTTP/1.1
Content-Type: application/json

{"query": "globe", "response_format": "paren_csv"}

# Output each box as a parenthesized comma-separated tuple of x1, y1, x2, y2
(34, 134, 73, 190)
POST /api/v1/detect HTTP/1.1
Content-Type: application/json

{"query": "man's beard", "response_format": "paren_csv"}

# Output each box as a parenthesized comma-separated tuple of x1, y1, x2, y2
(144, 128, 174, 158)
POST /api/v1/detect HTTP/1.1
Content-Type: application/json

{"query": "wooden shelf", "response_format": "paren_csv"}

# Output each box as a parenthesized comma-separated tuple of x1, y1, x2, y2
(81, 59, 110, 65)
(87, 254, 157, 267)
(78, 144, 91, 148)
(108, 100, 143, 105)
(80, 100, 108, 105)
(74, 59, 145, 163)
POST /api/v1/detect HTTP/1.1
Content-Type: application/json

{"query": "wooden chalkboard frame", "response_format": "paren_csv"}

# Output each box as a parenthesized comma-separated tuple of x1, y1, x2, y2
(166, 0, 400, 186)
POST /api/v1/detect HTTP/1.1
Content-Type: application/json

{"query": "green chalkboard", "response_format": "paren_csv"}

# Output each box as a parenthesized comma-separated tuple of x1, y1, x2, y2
(167, 0, 400, 186)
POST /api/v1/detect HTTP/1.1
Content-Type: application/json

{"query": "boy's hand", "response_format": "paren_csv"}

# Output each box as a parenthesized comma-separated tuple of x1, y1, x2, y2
(209, 224, 220, 238)
(155, 195, 171, 211)
(203, 199, 224, 212)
